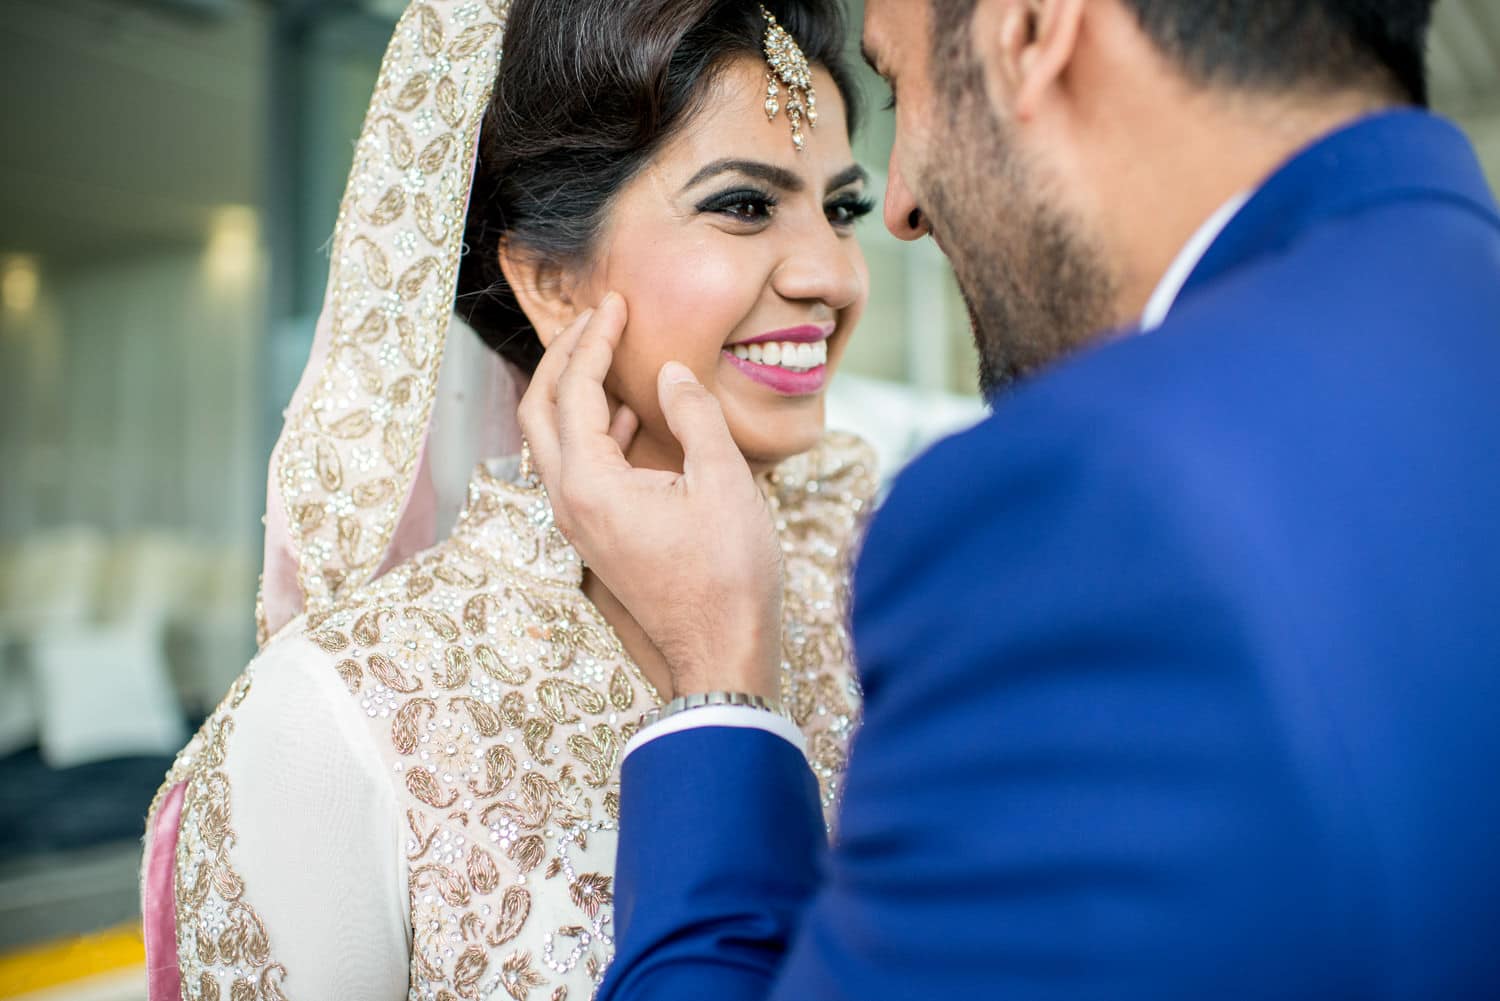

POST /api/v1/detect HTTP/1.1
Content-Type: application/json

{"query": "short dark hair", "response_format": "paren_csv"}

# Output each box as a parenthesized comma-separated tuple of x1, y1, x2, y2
(457, 0, 861, 373)
(930, 0, 1435, 107)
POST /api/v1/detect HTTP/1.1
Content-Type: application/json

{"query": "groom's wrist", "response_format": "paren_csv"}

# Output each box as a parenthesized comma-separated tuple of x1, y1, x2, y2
(665, 632, 781, 703)
(638, 690, 789, 730)
(626, 696, 805, 763)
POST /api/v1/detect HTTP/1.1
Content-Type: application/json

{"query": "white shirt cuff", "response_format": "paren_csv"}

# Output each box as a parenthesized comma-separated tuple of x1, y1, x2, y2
(622, 705, 806, 763)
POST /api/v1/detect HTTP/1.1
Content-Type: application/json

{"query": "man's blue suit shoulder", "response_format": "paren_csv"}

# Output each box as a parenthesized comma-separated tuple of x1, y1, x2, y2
(851, 165, 1500, 996)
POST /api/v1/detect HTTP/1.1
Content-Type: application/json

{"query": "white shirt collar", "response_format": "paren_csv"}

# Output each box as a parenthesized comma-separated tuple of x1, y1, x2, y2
(1139, 190, 1251, 332)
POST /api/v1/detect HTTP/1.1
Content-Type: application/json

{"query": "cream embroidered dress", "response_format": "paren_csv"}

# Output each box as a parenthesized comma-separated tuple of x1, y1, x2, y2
(141, 2, 875, 997)
(144, 434, 874, 1000)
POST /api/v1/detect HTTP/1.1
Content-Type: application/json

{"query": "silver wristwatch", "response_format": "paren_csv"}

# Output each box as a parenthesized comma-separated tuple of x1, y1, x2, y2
(637, 690, 789, 731)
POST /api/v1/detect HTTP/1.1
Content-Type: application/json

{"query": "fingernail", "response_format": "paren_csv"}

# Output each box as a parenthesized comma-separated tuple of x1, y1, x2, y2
(662, 361, 699, 385)
(601, 291, 620, 309)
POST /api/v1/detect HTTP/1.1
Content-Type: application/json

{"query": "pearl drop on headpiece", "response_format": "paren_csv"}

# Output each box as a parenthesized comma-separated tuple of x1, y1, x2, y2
(760, 6, 818, 152)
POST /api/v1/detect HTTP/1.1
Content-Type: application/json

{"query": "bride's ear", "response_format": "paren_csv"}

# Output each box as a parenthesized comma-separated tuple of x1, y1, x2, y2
(497, 239, 582, 347)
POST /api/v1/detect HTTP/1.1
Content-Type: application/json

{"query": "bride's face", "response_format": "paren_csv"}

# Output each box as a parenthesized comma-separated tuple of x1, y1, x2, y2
(572, 57, 871, 473)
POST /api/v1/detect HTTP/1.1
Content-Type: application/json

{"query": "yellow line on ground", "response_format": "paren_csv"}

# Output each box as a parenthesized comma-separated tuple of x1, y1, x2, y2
(0, 924, 145, 998)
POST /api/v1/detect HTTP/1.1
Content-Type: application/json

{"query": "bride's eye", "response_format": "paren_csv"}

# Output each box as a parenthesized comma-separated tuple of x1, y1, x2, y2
(825, 193, 876, 230)
(698, 188, 777, 225)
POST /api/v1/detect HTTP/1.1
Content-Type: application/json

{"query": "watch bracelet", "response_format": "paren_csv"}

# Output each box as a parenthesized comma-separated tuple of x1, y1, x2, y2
(637, 690, 789, 731)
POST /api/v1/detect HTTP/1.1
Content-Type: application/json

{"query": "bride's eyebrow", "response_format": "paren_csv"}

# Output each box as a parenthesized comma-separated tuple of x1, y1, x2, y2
(827, 165, 870, 192)
(681, 158, 870, 194)
(683, 158, 802, 193)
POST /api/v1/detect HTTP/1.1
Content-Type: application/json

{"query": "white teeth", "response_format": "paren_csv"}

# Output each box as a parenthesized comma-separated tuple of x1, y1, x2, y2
(727, 339, 831, 372)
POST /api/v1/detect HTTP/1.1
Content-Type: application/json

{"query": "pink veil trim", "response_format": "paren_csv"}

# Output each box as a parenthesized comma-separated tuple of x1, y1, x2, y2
(143, 780, 186, 1001)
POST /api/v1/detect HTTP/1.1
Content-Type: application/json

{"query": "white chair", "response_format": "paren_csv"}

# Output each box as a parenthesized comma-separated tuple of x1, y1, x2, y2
(31, 618, 187, 768)
(28, 530, 188, 768)
(0, 539, 38, 757)
(0, 651, 37, 758)
(0, 527, 111, 760)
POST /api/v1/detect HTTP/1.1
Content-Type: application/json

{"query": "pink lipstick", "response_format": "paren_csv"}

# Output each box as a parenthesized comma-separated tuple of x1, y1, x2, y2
(729, 323, 835, 347)
(721, 322, 835, 396)
(723, 353, 828, 395)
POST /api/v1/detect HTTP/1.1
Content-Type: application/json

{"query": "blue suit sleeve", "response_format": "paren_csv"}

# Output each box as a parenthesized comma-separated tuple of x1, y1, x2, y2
(602, 725, 827, 1000)
(603, 390, 1343, 1000)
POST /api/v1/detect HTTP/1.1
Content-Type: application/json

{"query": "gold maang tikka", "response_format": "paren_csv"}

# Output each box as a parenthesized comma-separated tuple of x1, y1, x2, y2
(760, 6, 818, 151)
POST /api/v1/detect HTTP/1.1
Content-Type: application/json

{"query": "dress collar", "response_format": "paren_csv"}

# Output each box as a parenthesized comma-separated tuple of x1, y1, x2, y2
(451, 459, 586, 589)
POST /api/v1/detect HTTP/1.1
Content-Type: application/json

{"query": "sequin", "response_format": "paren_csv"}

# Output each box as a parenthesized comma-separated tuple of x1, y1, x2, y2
(150, 431, 875, 999)
(156, 0, 876, 992)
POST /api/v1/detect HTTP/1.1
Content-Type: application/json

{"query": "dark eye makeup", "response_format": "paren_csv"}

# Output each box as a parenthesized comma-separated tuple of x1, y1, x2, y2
(696, 187, 777, 222)
(826, 193, 876, 227)
(695, 186, 875, 230)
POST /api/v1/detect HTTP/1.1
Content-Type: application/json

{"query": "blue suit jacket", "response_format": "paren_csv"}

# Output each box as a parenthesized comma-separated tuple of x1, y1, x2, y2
(600, 111, 1500, 1000)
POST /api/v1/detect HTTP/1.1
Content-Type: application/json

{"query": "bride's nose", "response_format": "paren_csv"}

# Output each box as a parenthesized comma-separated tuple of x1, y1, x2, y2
(769, 224, 865, 311)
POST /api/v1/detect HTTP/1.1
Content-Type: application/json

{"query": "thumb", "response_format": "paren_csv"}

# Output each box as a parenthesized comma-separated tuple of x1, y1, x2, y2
(658, 362, 742, 482)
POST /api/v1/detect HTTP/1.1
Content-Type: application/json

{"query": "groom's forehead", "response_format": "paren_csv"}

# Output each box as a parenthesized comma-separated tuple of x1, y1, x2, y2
(862, 0, 927, 72)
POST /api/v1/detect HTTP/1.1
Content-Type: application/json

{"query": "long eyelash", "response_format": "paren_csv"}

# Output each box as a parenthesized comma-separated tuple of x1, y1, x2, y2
(696, 187, 777, 215)
(828, 195, 876, 224)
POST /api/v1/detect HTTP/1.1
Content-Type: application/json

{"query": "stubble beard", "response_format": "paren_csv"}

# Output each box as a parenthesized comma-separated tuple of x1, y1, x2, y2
(923, 82, 1119, 402)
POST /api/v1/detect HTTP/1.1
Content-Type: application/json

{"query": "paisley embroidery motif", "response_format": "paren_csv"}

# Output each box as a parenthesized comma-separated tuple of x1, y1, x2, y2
(149, 430, 873, 1001)
(268, 0, 515, 622)
(146, 673, 292, 1000)
(330, 431, 873, 998)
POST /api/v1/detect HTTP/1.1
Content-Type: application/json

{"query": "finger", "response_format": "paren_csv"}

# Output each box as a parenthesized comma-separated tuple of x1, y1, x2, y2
(608, 404, 640, 456)
(557, 292, 630, 465)
(656, 361, 746, 486)
(518, 308, 594, 485)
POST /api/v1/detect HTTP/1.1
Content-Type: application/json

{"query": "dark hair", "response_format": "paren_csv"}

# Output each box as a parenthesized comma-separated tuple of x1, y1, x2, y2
(456, 0, 861, 372)
(931, 0, 1435, 107)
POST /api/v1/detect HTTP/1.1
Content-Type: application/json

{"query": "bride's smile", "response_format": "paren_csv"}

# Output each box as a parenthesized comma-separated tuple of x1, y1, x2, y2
(503, 55, 872, 475)
(144, 5, 878, 998)
(724, 320, 836, 396)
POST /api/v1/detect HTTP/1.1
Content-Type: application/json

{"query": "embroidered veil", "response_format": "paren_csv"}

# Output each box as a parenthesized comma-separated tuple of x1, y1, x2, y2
(141, 4, 875, 997)
(257, 0, 523, 648)
(147, 2, 522, 995)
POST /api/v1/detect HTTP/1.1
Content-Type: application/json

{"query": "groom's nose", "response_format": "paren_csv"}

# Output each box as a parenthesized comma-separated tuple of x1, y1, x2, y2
(884, 153, 931, 242)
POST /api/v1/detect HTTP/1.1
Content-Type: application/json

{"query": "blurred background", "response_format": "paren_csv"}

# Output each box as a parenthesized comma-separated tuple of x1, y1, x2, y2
(1, 0, 1498, 996)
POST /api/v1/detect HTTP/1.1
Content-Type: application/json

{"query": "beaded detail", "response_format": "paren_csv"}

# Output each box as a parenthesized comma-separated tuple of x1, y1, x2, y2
(261, 0, 513, 644)
(760, 6, 818, 151)
(150, 431, 876, 1000)
(149, 673, 289, 1001)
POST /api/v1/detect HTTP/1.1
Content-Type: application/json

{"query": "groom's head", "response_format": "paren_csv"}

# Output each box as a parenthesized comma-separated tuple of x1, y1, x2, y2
(862, 0, 1436, 399)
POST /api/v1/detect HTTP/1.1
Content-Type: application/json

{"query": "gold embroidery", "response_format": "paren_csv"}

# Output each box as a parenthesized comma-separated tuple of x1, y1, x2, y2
(149, 430, 872, 1000)
(145, 672, 293, 1000)
(293, 432, 871, 997)
(266, 0, 514, 624)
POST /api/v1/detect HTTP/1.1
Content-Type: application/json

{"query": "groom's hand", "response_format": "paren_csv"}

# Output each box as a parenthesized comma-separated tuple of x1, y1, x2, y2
(518, 293, 784, 702)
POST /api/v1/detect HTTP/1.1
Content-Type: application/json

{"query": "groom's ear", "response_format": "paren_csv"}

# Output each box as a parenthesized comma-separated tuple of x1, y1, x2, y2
(972, 0, 1086, 123)
(497, 240, 581, 347)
